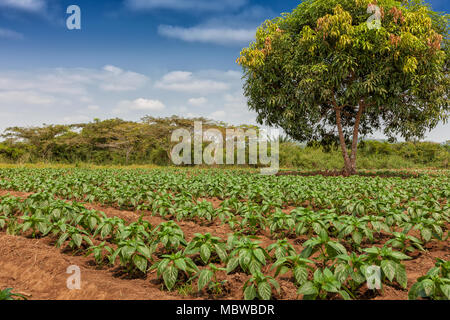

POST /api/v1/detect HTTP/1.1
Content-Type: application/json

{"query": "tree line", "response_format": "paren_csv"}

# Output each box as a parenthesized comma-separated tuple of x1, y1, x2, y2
(0, 117, 448, 168)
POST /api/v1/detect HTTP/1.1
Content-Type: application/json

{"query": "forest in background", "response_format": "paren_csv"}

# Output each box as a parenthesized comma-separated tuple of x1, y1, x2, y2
(0, 116, 448, 169)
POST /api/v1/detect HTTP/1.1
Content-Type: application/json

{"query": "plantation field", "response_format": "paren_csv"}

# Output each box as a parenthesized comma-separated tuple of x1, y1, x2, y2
(0, 167, 449, 300)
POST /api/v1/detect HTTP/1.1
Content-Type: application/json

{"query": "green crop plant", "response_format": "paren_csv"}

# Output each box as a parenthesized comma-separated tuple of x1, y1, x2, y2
(197, 264, 228, 295)
(184, 233, 228, 265)
(243, 271, 280, 300)
(0, 288, 27, 300)
(267, 239, 296, 260)
(301, 230, 348, 265)
(409, 259, 450, 300)
(153, 221, 187, 253)
(385, 232, 425, 253)
(227, 238, 270, 275)
(364, 246, 411, 289)
(272, 255, 315, 286)
(86, 241, 114, 266)
(151, 251, 199, 291)
(268, 209, 296, 238)
(297, 268, 351, 300)
(110, 239, 153, 274)
(56, 226, 93, 250)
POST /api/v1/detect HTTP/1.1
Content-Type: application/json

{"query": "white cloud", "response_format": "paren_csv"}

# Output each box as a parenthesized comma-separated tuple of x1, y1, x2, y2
(0, 90, 56, 106)
(188, 97, 207, 107)
(158, 25, 254, 45)
(155, 71, 229, 93)
(0, 0, 47, 12)
(0, 66, 149, 95)
(0, 28, 24, 40)
(210, 110, 226, 119)
(125, 0, 247, 12)
(87, 105, 100, 111)
(113, 98, 166, 114)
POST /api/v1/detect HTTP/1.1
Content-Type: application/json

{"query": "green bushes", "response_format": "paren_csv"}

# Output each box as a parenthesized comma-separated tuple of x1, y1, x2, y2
(278, 141, 449, 170)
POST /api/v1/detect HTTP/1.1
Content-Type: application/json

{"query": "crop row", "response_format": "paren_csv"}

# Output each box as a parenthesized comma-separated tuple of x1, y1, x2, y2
(0, 192, 448, 300)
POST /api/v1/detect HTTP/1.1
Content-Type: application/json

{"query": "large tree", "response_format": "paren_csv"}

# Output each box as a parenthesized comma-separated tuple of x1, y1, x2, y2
(238, 0, 449, 174)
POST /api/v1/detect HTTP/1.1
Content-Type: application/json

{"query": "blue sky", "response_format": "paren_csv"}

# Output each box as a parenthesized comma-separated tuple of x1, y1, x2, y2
(0, 0, 448, 141)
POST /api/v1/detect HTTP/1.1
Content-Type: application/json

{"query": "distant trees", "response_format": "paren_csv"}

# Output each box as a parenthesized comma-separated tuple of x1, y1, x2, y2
(0, 116, 230, 164)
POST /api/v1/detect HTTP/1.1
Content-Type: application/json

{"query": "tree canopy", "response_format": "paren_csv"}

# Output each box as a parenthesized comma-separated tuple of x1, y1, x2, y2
(238, 0, 449, 174)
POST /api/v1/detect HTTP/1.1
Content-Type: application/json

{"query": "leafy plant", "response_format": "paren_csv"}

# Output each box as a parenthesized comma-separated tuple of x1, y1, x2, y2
(409, 259, 450, 300)
(227, 238, 270, 275)
(364, 246, 411, 289)
(197, 264, 227, 295)
(0, 288, 27, 300)
(297, 268, 351, 300)
(184, 233, 227, 264)
(385, 232, 425, 253)
(267, 239, 296, 260)
(272, 255, 314, 286)
(151, 251, 199, 291)
(243, 271, 280, 300)
(110, 239, 153, 274)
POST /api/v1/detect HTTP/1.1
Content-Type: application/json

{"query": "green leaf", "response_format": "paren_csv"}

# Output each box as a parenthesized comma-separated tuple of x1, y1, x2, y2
(200, 244, 211, 264)
(198, 269, 213, 291)
(244, 284, 257, 300)
(422, 279, 435, 297)
(163, 266, 178, 291)
(72, 233, 82, 248)
(381, 260, 396, 282)
(226, 258, 239, 274)
(258, 281, 272, 300)
(395, 263, 408, 289)
(294, 266, 309, 285)
(174, 258, 187, 272)
(298, 281, 318, 296)
(133, 255, 148, 273)
(440, 284, 450, 300)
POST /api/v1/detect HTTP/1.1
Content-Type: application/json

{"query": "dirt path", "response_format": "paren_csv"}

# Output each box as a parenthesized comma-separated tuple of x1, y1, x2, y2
(0, 234, 182, 300)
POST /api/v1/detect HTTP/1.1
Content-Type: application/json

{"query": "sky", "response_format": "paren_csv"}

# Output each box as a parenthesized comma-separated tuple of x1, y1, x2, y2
(0, 0, 448, 142)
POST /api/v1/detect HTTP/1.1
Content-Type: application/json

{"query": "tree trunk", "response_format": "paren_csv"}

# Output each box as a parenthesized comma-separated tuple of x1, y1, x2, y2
(335, 102, 364, 176)
(335, 108, 353, 175)
(349, 102, 365, 174)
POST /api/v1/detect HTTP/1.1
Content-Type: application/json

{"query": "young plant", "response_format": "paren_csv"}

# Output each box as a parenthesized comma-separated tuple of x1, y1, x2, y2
(150, 251, 199, 291)
(20, 213, 51, 238)
(184, 233, 228, 265)
(153, 221, 187, 253)
(271, 255, 315, 286)
(364, 246, 411, 289)
(197, 264, 228, 295)
(0, 288, 27, 300)
(110, 239, 153, 274)
(297, 268, 351, 300)
(301, 230, 347, 265)
(267, 239, 297, 260)
(94, 215, 123, 240)
(333, 253, 369, 295)
(268, 209, 296, 238)
(243, 271, 280, 300)
(409, 259, 450, 300)
(56, 226, 93, 250)
(86, 241, 114, 266)
(385, 232, 425, 253)
(227, 237, 271, 275)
